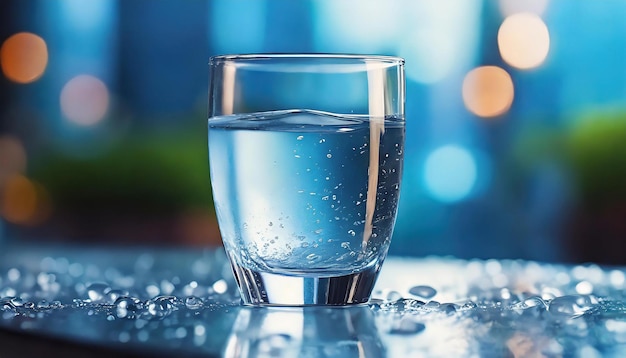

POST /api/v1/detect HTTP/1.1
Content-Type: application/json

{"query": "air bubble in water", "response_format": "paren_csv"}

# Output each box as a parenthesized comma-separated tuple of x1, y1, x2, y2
(408, 285, 437, 299)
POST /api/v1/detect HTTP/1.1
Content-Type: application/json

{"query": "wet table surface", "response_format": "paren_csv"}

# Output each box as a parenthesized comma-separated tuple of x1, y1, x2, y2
(1, 245, 626, 357)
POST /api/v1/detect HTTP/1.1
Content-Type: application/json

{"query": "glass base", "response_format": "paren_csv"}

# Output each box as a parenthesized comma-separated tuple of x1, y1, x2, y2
(228, 259, 382, 306)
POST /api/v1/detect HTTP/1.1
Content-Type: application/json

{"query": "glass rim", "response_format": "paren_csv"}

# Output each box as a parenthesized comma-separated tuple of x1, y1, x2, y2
(209, 53, 404, 65)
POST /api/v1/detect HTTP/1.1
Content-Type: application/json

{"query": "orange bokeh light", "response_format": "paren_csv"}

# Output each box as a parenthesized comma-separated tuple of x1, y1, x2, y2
(462, 66, 514, 118)
(498, 13, 550, 70)
(0, 135, 27, 185)
(1, 175, 51, 226)
(0, 32, 48, 84)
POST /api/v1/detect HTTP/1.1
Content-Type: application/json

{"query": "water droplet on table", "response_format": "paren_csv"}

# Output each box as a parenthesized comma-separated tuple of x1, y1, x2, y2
(147, 296, 176, 318)
(106, 289, 129, 304)
(86, 282, 111, 303)
(115, 296, 143, 319)
(389, 317, 426, 335)
(548, 295, 595, 319)
(408, 285, 437, 299)
(185, 296, 204, 310)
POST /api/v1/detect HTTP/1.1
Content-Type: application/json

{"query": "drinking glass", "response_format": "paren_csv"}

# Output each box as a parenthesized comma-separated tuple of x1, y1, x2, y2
(208, 54, 405, 305)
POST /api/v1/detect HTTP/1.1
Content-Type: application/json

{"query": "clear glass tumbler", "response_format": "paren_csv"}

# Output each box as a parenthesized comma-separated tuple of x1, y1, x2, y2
(208, 54, 405, 305)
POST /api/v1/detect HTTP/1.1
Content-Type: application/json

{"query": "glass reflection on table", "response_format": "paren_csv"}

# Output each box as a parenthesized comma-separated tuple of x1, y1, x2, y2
(223, 305, 384, 358)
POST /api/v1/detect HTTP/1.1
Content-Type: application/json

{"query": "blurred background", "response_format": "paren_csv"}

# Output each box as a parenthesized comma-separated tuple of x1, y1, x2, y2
(1, 0, 625, 264)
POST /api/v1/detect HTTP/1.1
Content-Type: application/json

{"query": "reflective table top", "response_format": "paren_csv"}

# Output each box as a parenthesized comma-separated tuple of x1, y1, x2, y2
(1, 245, 626, 357)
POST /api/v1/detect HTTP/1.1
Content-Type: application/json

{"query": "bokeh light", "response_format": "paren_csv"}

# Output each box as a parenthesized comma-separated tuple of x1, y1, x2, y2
(498, 13, 550, 70)
(314, 0, 481, 85)
(0, 175, 50, 225)
(0, 32, 48, 84)
(397, 0, 481, 84)
(210, 0, 267, 54)
(424, 145, 477, 203)
(399, 29, 457, 84)
(0, 135, 27, 185)
(60, 75, 110, 126)
(312, 0, 400, 54)
(462, 66, 514, 118)
(499, 0, 549, 17)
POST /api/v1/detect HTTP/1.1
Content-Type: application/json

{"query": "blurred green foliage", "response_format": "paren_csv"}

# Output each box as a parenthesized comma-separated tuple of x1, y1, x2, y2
(512, 110, 626, 205)
(567, 111, 626, 206)
(31, 127, 213, 216)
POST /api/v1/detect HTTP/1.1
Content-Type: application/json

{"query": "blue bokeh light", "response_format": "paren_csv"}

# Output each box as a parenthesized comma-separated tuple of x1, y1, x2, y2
(423, 145, 477, 203)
